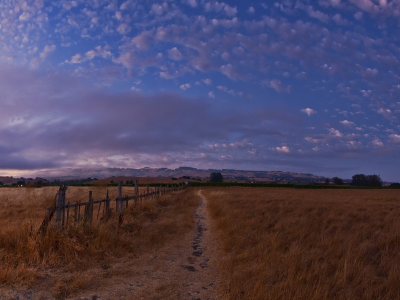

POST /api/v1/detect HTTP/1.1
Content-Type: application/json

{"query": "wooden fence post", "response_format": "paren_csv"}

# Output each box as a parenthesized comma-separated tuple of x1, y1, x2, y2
(89, 191, 93, 223)
(55, 185, 67, 229)
(117, 181, 123, 213)
(105, 190, 110, 218)
(135, 180, 139, 204)
(146, 185, 149, 200)
(66, 201, 70, 226)
(97, 200, 102, 220)
(74, 203, 78, 224)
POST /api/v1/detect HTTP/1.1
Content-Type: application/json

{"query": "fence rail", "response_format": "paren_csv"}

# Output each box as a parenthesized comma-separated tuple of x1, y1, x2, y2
(38, 180, 188, 233)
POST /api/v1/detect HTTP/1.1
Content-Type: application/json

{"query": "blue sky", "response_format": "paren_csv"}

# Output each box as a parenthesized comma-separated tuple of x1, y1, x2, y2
(1, 0, 400, 181)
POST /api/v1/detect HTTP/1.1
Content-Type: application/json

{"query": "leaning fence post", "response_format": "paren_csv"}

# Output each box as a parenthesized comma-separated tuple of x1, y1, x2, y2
(97, 199, 102, 220)
(55, 185, 67, 229)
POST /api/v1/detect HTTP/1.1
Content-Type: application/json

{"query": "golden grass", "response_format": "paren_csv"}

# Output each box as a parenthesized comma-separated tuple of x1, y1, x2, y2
(0, 186, 198, 298)
(203, 187, 400, 300)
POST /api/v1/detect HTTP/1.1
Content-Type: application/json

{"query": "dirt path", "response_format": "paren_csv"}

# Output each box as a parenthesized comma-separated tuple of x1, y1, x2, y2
(63, 189, 223, 300)
(1, 190, 222, 300)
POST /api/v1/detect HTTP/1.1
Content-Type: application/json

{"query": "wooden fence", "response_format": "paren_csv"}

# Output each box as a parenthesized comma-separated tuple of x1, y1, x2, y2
(38, 180, 188, 233)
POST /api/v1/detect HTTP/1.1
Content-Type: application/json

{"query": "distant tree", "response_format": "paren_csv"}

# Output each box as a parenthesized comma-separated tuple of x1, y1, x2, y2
(16, 180, 25, 186)
(324, 178, 330, 185)
(0, 181, 3, 186)
(366, 174, 382, 187)
(351, 174, 382, 186)
(332, 177, 344, 185)
(351, 174, 367, 186)
(210, 172, 223, 182)
(36, 180, 43, 187)
(390, 183, 400, 187)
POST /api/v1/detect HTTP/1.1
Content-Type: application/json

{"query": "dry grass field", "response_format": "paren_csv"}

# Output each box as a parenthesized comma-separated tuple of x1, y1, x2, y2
(0, 186, 198, 299)
(202, 187, 400, 300)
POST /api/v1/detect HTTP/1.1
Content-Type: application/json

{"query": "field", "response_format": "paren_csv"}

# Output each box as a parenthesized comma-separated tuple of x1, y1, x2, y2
(1, 186, 400, 299)
(203, 187, 400, 300)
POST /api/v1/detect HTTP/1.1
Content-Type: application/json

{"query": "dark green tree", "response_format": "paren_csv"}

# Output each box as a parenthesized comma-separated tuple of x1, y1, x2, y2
(351, 174, 367, 186)
(210, 172, 223, 182)
(332, 177, 344, 185)
(324, 178, 330, 184)
(366, 174, 382, 187)
(352, 174, 382, 186)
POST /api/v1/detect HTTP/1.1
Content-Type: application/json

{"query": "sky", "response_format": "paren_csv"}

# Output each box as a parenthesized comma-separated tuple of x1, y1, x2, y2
(1, 0, 400, 181)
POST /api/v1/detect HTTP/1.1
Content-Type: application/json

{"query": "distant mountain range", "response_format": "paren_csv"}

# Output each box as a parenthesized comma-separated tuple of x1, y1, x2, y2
(30, 167, 332, 184)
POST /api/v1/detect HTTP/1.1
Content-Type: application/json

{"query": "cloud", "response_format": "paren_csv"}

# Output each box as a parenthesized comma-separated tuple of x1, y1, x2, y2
(180, 83, 191, 90)
(168, 47, 184, 61)
(333, 14, 349, 25)
(372, 139, 383, 147)
(40, 45, 56, 60)
(131, 86, 141, 92)
(203, 78, 212, 85)
(354, 11, 363, 20)
(301, 108, 317, 116)
(329, 128, 343, 138)
(276, 146, 290, 153)
(267, 79, 290, 93)
(117, 23, 131, 35)
(19, 12, 31, 21)
(340, 120, 356, 126)
(307, 6, 329, 23)
(389, 134, 400, 143)
(0, 66, 263, 169)
(220, 64, 241, 80)
(186, 0, 198, 8)
(305, 137, 321, 143)
(208, 91, 215, 98)
(151, 3, 168, 15)
(224, 5, 237, 16)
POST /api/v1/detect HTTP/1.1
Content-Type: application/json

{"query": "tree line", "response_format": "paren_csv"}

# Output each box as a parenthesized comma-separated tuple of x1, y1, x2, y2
(331, 174, 393, 187)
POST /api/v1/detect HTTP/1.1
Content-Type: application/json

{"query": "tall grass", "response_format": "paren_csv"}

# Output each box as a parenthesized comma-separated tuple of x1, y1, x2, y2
(203, 187, 400, 300)
(0, 187, 198, 298)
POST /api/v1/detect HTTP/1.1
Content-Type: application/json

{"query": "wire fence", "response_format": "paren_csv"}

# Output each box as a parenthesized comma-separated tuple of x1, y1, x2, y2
(38, 180, 189, 233)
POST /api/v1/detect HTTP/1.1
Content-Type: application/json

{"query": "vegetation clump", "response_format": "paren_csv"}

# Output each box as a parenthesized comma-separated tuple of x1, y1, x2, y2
(210, 172, 223, 182)
(332, 176, 344, 185)
(351, 174, 382, 186)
